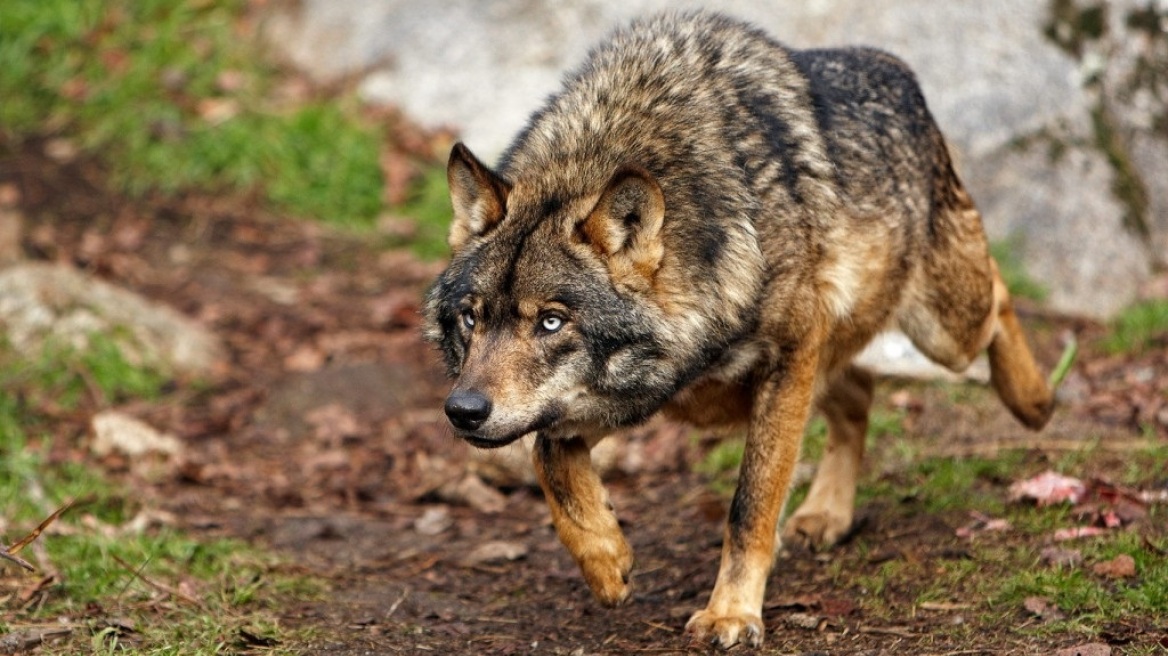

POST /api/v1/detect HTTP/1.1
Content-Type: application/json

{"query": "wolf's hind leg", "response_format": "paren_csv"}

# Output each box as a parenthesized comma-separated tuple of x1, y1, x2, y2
(782, 365, 873, 549)
(898, 177, 1054, 432)
(532, 435, 633, 606)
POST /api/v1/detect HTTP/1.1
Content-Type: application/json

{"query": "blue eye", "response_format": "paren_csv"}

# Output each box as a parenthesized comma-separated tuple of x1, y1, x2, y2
(461, 309, 475, 329)
(540, 315, 563, 333)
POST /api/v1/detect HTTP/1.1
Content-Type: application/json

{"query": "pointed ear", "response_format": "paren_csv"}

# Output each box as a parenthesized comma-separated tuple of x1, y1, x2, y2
(447, 143, 511, 252)
(576, 166, 666, 283)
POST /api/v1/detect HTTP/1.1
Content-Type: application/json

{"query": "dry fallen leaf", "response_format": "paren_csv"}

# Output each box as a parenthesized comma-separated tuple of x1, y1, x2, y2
(1009, 471, 1086, 506)
(284, 344, 326, 372)
(436, 473, 507, 515)
(304, 403, 361, 444)
(197, 97, 240, 125)
(955, 510, 1011, 538)
(1091, 554, 1136, 579)
(1053, 526, 1108, 541)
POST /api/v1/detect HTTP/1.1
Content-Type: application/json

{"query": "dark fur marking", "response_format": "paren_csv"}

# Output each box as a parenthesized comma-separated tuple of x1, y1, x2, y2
(541, 195, 565, 219)
(500, 220, 544, 300)
(545, 339, 581, 370)
(736, 84, 805, 204)
(726, 483, 752, 550)
(694, 222, 728, 266)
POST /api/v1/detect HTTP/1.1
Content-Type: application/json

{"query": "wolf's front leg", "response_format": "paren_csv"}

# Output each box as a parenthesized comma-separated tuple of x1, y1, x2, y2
(686, 345, 820, 648)
(532, 434, 633, 606)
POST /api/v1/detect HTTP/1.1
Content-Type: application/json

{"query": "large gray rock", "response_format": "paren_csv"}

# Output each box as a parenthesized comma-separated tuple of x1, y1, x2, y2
(0, 263, 224, 378)
(261, 0, 1162, 318)
(1094, 0, 1168, 266)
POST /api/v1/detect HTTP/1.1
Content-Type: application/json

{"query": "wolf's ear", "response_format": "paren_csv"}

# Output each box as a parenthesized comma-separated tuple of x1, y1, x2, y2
(447, 143, 511, 252)
(576, 166, 666, 283)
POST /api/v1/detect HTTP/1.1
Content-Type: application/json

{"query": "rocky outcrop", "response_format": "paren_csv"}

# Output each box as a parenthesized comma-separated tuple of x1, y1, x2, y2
(0, 262, 224, 379)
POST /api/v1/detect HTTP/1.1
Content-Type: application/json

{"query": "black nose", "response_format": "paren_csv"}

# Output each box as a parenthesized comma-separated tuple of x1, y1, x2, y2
(444, 390, 492, 431)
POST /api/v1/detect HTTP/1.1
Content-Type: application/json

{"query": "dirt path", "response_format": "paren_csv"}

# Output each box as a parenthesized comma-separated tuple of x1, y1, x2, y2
(5, 142, 1166, 654)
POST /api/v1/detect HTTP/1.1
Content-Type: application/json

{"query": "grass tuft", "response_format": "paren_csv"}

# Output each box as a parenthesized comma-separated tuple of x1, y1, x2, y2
(1, 334, 319, 653)
(0, 0, 387, 227)
(990, 239, 1049, 302)
(1102, 298, 1168, 354)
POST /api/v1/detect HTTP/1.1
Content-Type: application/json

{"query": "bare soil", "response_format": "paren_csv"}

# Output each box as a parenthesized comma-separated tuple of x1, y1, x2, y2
(3, 139, 1166, 655)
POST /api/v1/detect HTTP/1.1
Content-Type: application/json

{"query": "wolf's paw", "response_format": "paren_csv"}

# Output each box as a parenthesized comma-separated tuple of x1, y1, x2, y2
(685, 609, 764, 648)
(782, 508, 852, 550)
(579, 534, 634, 606)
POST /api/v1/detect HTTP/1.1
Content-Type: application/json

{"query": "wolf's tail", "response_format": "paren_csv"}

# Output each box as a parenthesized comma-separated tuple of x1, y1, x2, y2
(985, 259, 1056, 430)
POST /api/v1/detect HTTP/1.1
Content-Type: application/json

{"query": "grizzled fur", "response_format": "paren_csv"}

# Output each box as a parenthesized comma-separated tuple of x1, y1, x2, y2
(423, 10, 1053, 649)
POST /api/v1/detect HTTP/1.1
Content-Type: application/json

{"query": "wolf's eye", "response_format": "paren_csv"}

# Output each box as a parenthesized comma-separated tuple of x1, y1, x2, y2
(461, 309, 476, 329)
(539, 315, 564, 333)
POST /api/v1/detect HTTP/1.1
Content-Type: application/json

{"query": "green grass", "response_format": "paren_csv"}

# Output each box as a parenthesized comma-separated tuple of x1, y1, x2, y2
(19, 333, 169, 408)
(390, 163, 456, 260)
(697, 407, 908, 499)
(694, 437, 746, 496)
(990, 238, 1049, 302)
(1, 337, 320, 653)
(991, 521, 1168, 635)
(844, 443, 1168, 642)
(1102, 298, 1168, 354)
(0, 0, 387, 227)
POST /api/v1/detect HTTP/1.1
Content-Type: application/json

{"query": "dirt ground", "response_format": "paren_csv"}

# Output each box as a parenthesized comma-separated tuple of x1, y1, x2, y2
(3, 140, 1167, 655)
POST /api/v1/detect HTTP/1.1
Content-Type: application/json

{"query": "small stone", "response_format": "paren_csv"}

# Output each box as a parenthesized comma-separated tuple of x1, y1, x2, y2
(44, 138, 78, 162)
(460, 540, 528, 566)
(784, 612, 823, 630)
(413, 506, 452, 536)
(91, 411, 184, 458)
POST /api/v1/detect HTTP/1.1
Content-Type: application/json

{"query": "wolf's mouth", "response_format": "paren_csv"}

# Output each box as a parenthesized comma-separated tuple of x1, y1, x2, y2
(461, 432, 525, 450)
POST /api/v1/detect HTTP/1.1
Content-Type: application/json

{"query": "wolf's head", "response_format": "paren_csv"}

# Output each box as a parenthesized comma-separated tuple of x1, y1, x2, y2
(422, 143, 679, 448)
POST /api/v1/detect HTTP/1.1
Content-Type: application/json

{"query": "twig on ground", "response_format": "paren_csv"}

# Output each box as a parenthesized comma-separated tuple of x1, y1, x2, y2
(918, 601, 973, 611)
(858, 625, 917, 639)
(384, 587, 410, 620)
(641, 620, 676, 633)
(0, 548, 35, 572)
(1, 498, 79, 572)
(0, 627, 73, 652)
(110, 554, 205, 608)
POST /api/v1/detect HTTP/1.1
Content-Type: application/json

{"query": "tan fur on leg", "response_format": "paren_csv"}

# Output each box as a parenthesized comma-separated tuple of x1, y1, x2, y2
(783, 365, 873, 548)
(532, 435, 633, 606)
(686, 337, 822, 648)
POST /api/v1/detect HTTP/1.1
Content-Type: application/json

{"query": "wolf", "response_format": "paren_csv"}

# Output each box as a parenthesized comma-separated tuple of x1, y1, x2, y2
(422, 10, 1053, 648)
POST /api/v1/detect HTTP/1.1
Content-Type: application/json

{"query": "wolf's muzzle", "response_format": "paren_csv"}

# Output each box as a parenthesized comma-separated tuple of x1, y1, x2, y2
(444, 389, 492, 431)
